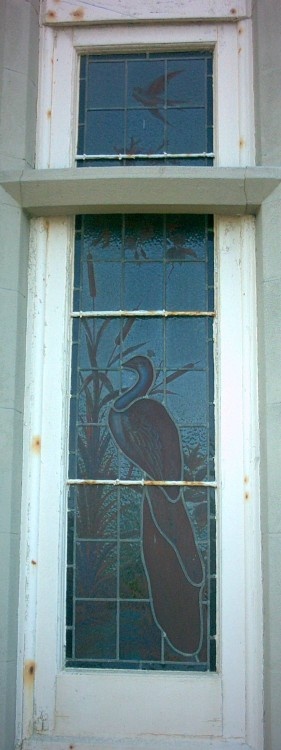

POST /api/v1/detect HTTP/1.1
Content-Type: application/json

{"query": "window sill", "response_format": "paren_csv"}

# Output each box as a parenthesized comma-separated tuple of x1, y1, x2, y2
(1, 166, 281, 216)
(23, 735, 257, 750)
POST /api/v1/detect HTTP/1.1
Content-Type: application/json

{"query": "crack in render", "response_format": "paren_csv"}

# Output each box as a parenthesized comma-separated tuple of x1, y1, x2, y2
(58, 0, 137, 20)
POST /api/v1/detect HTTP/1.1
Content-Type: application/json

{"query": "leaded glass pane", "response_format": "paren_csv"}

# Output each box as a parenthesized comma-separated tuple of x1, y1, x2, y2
(77, 51, 213, 166)
(66, 214, 216, 671)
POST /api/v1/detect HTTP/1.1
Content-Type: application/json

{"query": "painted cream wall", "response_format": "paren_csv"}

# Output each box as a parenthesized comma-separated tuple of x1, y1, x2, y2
(0, 1, 281, 748)
(253, 1, 281, 748)
(0, 1, 39, 748)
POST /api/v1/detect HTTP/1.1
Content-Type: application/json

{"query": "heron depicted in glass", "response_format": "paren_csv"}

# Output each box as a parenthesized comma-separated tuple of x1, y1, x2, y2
(109, 355, 204, 654)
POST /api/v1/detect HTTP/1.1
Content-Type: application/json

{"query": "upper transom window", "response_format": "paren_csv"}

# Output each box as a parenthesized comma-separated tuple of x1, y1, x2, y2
(76, 51, 213, 167)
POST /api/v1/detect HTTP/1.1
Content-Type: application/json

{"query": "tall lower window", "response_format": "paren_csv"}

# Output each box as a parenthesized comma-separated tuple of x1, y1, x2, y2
(66, 212, 216, 670)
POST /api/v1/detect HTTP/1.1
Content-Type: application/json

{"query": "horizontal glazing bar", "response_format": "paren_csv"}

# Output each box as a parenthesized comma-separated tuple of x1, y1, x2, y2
(67, 479, 217, 488)
(71, 310, 216, 318)
(76, 152, 215, 161)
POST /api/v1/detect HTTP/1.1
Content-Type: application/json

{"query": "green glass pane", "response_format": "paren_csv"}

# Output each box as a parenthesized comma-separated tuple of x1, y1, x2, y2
(75, 601, 117, 659)
(76, 541, 117, 598)
(76, 485, 118, 539)
(119, 541, 149, 599)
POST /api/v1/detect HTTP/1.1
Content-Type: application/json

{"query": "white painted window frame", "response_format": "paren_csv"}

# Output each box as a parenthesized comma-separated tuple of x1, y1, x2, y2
(17, 9, 263, 750)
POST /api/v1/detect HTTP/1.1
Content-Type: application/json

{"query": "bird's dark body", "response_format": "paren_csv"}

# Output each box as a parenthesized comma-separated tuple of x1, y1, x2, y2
(108, 355, 204, 654)
(109, 396, 181, 502)
(143, 496, 201, 654)
(132, 70, 185, 124)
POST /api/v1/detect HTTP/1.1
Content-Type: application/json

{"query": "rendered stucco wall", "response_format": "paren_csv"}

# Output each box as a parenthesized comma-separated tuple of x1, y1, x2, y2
(0, 1, 39, 748)
(253, 1, 281, 748)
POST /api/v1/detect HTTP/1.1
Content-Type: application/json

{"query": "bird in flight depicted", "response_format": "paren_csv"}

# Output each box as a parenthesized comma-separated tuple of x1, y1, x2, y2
(132, 69, 185, 123)
(108, 355, 204, 655)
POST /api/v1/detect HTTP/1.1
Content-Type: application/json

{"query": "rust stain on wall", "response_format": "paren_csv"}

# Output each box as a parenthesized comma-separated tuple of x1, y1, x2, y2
(239, 138, 245, 148)
(244, 476, 250, 501)
(24, 661, 36, 687)
(47, 109, 52, 119)
(70, 7, 84, 19)
(46, 10, 56, 19)
(32, 436, 41, 454)
(230, 7, 237, 14)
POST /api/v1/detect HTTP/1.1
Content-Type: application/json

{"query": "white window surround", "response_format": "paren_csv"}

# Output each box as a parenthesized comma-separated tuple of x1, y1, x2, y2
(36, 19, 254, 169)
(41, 0, 252, 26)
(16, 11, 264, 750)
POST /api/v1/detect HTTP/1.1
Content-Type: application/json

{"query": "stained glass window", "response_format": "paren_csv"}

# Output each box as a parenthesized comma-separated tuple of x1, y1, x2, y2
(66, 214, 216, 670)
(77, 51, 213, 166)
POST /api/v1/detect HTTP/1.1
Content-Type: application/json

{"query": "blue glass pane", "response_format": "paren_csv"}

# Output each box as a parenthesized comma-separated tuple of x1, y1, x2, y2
(79, 55, 86, 78)
(124, 215, 163, 260)
(166, 261, 207, 310)
(83, 215, 122, 260)
(127, 60, 164, 108)
(207, 75, 213, 125)
(167, 58, 206, 107)
(87, 61, 125, 108)
(123, 262, 163, 309)
(120, 487, 142, 539)
(126, 110, 164, 155)
(167, 108, 206, 153)
(77, 425, 118, 480)
(181, 427, 210, 481)
(207, 127, 213, 151)
(77, 368, 120, 425)
(166, 370, 208, 425)
(77, 159, 123, 168)
(76, 318, 121, 368)
(73, 234, 82, 291)
(78, 78, 86, 124)
(85, 111, 124, 155)
(119, 602, 161, 660)
(166, 318, 208, 369)
(80, 261, 122, 311)
(166, 215, 208, 260)
(119, 317, 164, 368)
(76, 541, 117, 598)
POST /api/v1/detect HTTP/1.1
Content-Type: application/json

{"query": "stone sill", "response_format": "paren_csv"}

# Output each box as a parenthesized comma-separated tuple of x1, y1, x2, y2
(1, 166, 281, 216)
